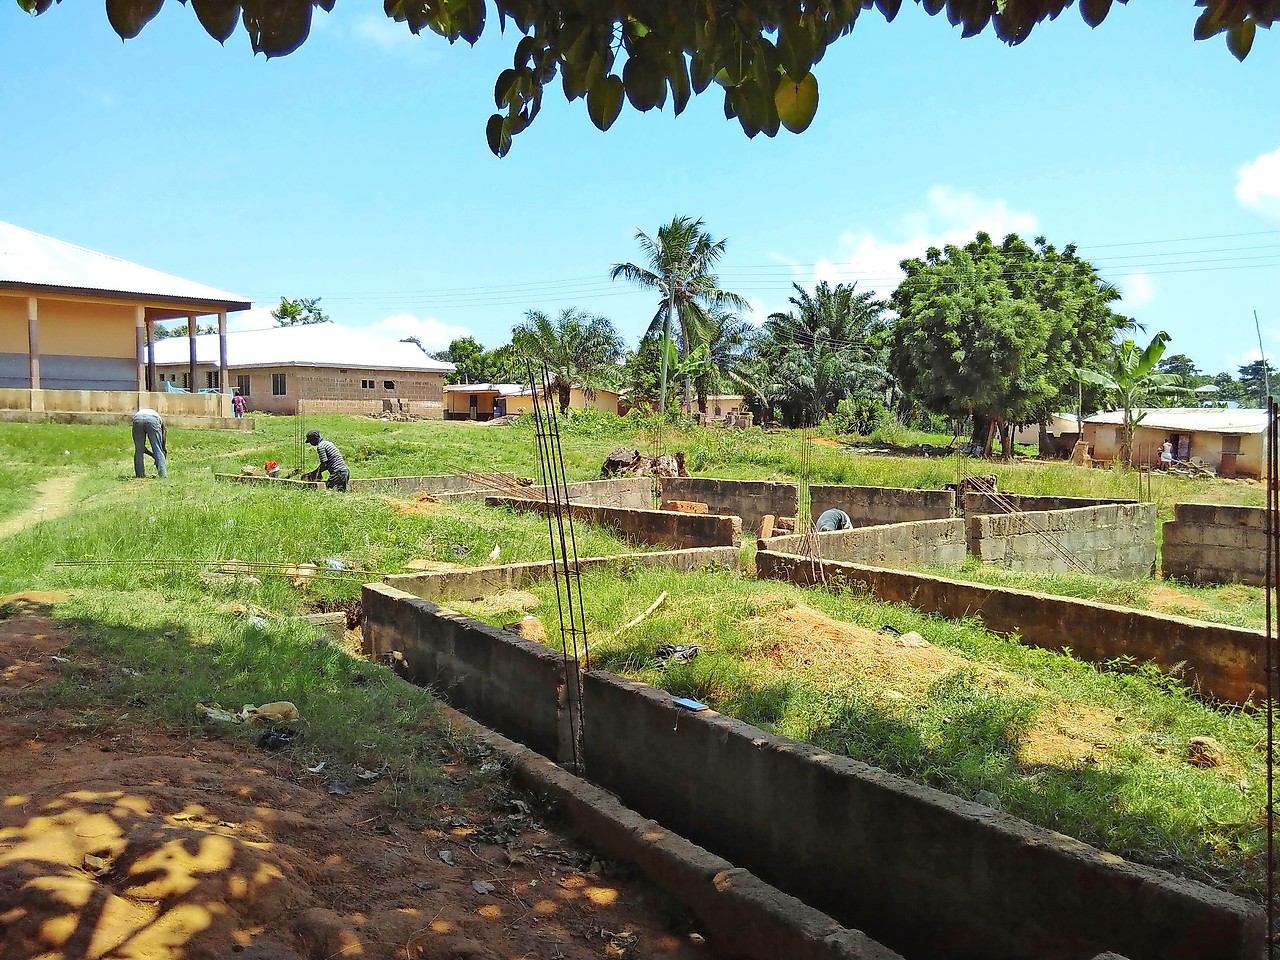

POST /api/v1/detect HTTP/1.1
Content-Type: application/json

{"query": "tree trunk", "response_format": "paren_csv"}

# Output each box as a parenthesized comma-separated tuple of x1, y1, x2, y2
(558, 384, 571, 414)
(1037, 421, 1052, 458)
(996, 420, 1013, 460)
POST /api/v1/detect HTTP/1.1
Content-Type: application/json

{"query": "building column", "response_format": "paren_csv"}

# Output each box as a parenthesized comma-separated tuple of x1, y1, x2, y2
(135, 306, 146, 392)
(218, 309, 228, 394)
(187, 314, 198, 391)
(26, 296, 39, 391)
(145, 317, 157, 392)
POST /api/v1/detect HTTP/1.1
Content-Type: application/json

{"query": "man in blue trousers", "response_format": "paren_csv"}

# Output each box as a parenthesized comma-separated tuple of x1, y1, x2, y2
(132, 407, 167, 478)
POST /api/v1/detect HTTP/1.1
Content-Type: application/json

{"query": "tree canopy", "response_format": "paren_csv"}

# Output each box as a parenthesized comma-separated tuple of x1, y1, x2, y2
(890, 231, 1129, 456)
(271, 296, 330, 326)
(15, 1, 1272, 155)
(511, 307, 625, 413)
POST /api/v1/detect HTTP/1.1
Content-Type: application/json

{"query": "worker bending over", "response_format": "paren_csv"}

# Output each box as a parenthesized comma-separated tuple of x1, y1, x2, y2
(816, 508, 852, 532)
(304, 430, 349, 491)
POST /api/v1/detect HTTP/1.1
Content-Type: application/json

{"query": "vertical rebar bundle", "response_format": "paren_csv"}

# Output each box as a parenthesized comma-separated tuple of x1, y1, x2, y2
(1267, 396, 1278, 957)
(527, 362, 589, 773)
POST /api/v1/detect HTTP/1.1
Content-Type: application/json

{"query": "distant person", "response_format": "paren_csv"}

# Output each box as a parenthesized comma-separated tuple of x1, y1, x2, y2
(816, 508, 852, 532)
(1160, 438, 1174, 470)
(303, 430, 349, 491)
(232, 391, 246, 419)
(131, 407, 167, 479)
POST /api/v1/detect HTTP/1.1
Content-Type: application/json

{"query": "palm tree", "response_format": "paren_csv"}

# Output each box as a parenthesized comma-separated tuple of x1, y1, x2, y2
(610, 216, 747, 414)
(1074, 331, 1185, 465)
(761, 281, 888, 427)
(693, 308, 754, 415)
(511, 308, 625, 414)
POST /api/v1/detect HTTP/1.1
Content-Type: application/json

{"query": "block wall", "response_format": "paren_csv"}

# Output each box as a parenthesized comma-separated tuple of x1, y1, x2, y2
(966, 503, 1157, 578)
(762, 518, 967, 568)
(1162, 503, 1268, 586)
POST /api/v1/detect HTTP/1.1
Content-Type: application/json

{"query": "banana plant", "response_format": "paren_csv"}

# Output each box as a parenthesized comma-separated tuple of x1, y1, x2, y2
(1073, 331, 1186, 465)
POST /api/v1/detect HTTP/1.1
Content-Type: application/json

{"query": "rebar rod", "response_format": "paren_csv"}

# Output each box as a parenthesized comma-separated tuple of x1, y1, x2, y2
(1267, 396, 1277, 958)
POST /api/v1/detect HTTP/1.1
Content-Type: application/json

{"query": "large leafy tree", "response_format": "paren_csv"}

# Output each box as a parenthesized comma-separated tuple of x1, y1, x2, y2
(1237, 358, 1278, 406)
(510, 307, 624, 413)
(758, 281, 887, 428)
(610, 216, 746, 415)
(693, 308, 755, 415)
(1074, 332, 1186, 464)
(23, 2, 1263, 155)
(890, 232, 1128, 458)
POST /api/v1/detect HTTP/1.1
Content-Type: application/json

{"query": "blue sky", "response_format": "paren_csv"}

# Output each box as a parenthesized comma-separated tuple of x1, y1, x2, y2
(2, 2, 1277, 376)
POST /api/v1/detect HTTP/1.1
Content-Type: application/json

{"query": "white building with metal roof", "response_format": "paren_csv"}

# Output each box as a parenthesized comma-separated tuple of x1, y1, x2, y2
(152, 324, 456, 417)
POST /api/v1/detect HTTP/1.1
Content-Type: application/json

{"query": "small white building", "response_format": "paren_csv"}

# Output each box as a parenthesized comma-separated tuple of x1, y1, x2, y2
(1082, 407, 1268, 477)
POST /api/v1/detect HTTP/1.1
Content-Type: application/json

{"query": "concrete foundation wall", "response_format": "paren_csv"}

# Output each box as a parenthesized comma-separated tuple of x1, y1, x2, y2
(490, 497, 741, 549)
(657, 477, 955, 532)
(658, 477, 797, 531)
(1162, 503, 1267, 586)
(810, 485, 954, 526)
(583, 670, 1260, 960)
(362, 583, 572, 761)
(966, 503, 1157, 578)
(757, 550, 1266, 704)
(762, 518, 967, 567)
(362, 587, 1262, 960)
(964, 493, 1135, 515)
(384, 546, 741, 602)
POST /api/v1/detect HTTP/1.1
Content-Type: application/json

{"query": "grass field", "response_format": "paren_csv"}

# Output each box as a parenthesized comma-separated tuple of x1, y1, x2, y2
(0, 411, 1272, 902)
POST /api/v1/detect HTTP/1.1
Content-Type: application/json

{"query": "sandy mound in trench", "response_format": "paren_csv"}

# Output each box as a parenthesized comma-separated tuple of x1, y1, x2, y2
(752, 603, 1126, 765)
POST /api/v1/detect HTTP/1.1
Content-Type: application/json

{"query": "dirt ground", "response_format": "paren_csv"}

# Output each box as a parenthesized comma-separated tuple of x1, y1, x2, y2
(0, 603, 710, 960)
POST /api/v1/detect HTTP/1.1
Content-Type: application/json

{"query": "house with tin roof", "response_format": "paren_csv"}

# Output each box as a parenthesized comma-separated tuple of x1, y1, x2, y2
(152, 324, 455, 417)
(0, 219, 250, 420)
(1082, 407, 1268, 477)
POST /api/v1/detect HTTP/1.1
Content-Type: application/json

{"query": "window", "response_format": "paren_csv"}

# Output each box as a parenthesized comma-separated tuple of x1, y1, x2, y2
(236, 375, 251, 397)
(272, 373, 287, 396)
(1222, 435, 1242, 456)
(361, 379, 375, 389)
(384, 380, 396, 390)
(206, 371, 220, 389)
(181, 373, 191, 390)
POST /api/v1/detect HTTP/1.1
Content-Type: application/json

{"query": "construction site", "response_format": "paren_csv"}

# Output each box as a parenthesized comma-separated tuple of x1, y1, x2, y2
(189, 393, 1280, 960)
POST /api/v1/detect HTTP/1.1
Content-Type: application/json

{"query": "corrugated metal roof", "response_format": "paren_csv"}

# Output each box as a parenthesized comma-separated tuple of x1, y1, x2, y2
(442, 383, 528, 396)
(0, 220, 251, 309)
(1083, 407, 1268, 434)
(150, 323, 455, 373)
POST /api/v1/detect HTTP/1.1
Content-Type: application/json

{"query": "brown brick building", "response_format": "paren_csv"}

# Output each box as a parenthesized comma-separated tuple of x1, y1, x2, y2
(151, 324, 454, 416)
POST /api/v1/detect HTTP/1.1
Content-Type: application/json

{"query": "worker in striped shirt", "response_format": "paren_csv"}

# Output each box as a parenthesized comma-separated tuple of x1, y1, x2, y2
(303, 430, 349, 491)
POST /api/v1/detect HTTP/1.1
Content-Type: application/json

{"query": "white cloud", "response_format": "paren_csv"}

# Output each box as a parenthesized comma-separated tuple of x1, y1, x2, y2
(354, 14, 416, 50)
(1236, 147, 1280, 219)
(801, 185, 1040, 302)
(227, 307, 277, 332)
(370, 312, 470, 351)
(1118, 271, 1154, 308)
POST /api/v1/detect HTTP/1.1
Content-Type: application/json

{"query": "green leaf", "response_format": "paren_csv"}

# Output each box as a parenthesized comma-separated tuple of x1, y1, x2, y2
(191, 0, 239, 43)
(1079, 0, 1111, 29)
(777, 20, 813, 82)
(587, 74, 625, 131)
(622, 54, 666, 111)
(456, 0, 485, 45)
(486, 113, 512, 157)
(668, 52, 691, 115)
(1193, 6, 1222, 40)
(494, 67, 520, 107)
(875, 0, 902, 22)
(241, 0, 313, 58)
(690, 48, 714, 93)
(1226, 19, 1255, 60)
(775, 72, 818, 134)
(106, 0, 164, 39)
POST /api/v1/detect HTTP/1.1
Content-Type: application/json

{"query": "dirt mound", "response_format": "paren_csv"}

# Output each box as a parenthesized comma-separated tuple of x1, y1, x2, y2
(0, 616, 708, 960)
(751, 604, 1123, 765)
